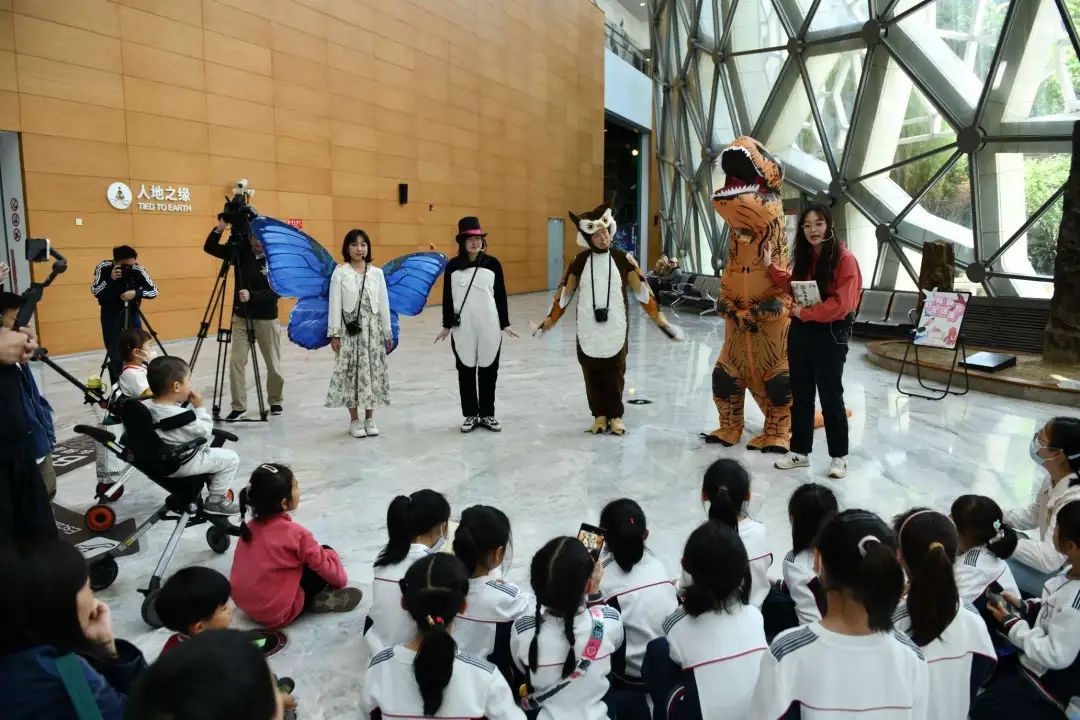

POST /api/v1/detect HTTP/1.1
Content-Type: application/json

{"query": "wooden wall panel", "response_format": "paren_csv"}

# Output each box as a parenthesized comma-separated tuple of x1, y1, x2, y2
(6, 0, 604, 354)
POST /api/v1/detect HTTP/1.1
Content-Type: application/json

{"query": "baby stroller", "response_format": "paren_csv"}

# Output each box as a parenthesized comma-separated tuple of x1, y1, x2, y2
(74, 398, 240, 628)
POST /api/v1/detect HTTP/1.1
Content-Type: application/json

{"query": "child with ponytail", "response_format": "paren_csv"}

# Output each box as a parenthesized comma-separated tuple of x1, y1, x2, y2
(700, 459, 772, 606)
(230, 463, 362, 628)
(951, 494, 1020, 602)
(361, 553, 524, 719)
(366, 489, 451, 654)
(511, 536, 623, 720)
(752, 509, 929, 718)
(596, 498, 677, 687)
(451, 505, 533, 681)
(892, 508, 995, 719)
(650, 521, 767, 719)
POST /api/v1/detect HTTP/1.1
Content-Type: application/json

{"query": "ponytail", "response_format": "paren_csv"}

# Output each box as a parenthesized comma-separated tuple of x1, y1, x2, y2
(680, 521, 748, 616)
(400, 554, 469, 717)
(951, 495, 1018, 560)
(453, 505, 511, 576)
(238, 487, 252, 543)
(702, 459, 750, 531)
(599, 499, 647, 573)
(817, 510, 904, 632)
(894, 508, 960, 646)
(529, 537, 594, 678)
(376, 490, 451, 567)
(237, 463, 294, 544)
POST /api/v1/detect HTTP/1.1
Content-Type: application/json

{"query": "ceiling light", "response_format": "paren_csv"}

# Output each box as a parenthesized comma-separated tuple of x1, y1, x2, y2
(631, 148, 640, 156)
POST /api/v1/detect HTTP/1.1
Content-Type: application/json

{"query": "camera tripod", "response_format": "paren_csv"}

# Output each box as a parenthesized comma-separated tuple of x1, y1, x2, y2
(189, 244, 268, 422)
(98, 300, 166, 384)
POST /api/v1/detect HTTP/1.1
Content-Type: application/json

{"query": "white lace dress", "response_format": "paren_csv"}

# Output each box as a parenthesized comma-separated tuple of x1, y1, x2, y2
(325, 263, 391, 409)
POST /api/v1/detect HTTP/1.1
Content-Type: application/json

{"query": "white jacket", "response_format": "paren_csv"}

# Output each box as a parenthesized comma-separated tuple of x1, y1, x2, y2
(1005, 473, 1080, 572)
(326, 263, 392, 340)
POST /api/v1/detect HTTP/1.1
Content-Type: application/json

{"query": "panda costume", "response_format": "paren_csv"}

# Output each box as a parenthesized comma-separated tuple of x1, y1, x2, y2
(441, 216, 513, 433)
(536, 202, 679, 435)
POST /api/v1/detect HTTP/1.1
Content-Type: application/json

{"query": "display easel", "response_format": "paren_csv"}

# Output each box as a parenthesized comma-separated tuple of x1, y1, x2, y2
(896, 290, 971, 401)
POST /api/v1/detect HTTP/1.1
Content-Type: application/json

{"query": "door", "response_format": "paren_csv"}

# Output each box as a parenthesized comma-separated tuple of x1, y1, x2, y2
(547, 218, 564, 289)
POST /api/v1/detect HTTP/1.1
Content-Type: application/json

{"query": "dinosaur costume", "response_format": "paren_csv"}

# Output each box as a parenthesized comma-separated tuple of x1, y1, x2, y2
(705, 137, 792, 452)
(537, 203, 679, 435)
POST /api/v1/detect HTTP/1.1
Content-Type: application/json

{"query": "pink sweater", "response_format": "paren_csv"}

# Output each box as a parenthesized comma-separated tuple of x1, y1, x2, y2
(230, 513, 347, 628)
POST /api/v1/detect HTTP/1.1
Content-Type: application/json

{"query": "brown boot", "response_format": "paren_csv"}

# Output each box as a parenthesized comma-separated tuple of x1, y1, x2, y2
(748, 405, 790, 453)
(609, 417, 626, 435)
(586, 416, 608, 434)
(704, 392, 744, 446)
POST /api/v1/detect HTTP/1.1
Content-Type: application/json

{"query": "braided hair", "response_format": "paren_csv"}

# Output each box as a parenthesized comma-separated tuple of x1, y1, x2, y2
(400, 554, 470, 716)
(528, 537, 594, 678)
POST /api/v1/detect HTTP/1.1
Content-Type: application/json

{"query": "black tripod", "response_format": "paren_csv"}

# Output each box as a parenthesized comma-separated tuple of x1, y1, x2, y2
(98, 300, 166, 383)
(189, 245, 268, 422)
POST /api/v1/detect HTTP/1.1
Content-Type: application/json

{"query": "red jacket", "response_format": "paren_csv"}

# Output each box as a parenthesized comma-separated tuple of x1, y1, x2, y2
(767, 243, 862, 323)
(230, 513, 348, 628)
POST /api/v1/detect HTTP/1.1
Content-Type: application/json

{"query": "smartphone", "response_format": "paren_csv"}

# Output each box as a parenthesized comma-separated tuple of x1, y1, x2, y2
(577, 523, 606, 560)
(987, 591, 1022, 613)
(25, 237, 50, 263)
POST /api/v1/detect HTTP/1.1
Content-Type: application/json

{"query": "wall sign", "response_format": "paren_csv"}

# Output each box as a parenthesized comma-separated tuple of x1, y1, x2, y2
(286, 218, 304, 229)
(108, 182, 193, 213)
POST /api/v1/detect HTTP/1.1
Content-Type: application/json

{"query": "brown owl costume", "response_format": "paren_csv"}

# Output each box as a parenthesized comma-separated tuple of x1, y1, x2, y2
(536, 203, 680, 435)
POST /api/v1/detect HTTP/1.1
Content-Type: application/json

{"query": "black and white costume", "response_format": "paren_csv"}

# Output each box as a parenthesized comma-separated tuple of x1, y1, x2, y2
(598, 551, 678, 679)
(892, 600, 995, 719)
(751, 623, 930, 718)
(955, 545, 1020, 603)
(364, 544, 434, 655)
(361, 645, 524, 719)
(442, 253, 509, 420)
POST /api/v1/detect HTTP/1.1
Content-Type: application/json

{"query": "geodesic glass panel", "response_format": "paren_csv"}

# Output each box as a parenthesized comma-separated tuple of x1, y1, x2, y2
(653, 0, 1076, 296)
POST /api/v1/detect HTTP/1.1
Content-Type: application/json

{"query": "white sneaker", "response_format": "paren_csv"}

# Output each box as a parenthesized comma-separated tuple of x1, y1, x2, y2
(461, 416, 478, 433)
(479, 416, 501, 432)
(349, 420, 366, 438)
(364, 418, 379, 436)
(828, 456, 848, 478)
(774, 452, 810, 470)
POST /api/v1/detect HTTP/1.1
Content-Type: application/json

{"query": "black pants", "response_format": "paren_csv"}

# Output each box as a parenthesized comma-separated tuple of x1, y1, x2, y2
(0, 445, 56, 549)
(789, 319, 850, 457)
(299, 545, 332, 613)
(453, 339, 499, 418)
(101, 306, 142, 383)
(969, 664, 1065, 719)
(761, 584, 799, 642)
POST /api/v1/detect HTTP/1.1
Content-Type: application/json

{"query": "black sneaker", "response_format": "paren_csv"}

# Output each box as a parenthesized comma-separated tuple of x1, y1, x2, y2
(224, 409, 246, 422)
(270, 404, 283, 415)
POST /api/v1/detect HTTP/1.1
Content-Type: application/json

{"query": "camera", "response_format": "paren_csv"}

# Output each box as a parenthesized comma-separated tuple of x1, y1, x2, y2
(451, 314, 462, 327)
(594, 307, 609, 323)
(219, 179, 259, 244)
(344, 319, 360, 336)
(111, 263, 138, 289)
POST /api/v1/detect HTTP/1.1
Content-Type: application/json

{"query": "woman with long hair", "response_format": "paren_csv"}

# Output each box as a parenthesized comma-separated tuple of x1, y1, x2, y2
(765, 204, 862, 479)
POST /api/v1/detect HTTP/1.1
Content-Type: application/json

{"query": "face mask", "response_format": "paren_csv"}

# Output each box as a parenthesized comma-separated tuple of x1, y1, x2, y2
(140, 348, 158, 362)
(431, 534, 447, 553)
(1030, 434, 1052, 466)
(701, 500, 710, 516)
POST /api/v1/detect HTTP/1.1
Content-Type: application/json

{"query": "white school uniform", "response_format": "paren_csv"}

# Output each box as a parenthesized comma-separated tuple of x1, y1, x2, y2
(145, 401, 237, 497)
(511, 605, 624, 720)
(892, 599, 996, 719)
(739, 517, 773, 607)
(782, 548, 823, 625)
(662, 603, 767, 719)
(365, 544, 434, 655)
(599, 551, 678, 678)
(1004, 473, 1079, 573)
(117, 364, 149, 398)
(452, 573, 534, 661)
(361, 645, 525, 720)
(751, 623, 930, 719)
(1004, 570, 1080, 702)
(954, 545, 1020, 603)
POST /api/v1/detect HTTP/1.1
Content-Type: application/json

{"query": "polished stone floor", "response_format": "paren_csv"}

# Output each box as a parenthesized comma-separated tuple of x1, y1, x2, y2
(39, 291, 1072, 717)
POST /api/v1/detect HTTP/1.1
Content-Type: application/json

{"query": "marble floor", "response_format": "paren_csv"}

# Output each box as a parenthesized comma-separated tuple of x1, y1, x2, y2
(39, 291, 1074, 717)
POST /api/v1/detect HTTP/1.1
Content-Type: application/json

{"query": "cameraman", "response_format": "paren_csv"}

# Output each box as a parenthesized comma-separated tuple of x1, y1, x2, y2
(91, 246, 158, 382)
(203, 218, 284, 420)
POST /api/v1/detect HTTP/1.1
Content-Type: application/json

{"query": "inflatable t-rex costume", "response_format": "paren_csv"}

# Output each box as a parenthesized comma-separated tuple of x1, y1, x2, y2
(705, 136, 792, 452)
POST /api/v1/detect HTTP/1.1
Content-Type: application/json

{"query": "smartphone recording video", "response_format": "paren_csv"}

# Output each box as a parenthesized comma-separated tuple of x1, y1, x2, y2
(577, 523, 605, 560)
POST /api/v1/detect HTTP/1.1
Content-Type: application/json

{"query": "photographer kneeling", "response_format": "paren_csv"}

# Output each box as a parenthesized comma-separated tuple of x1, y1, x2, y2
(204, 218, 284, 420)
(91, 246, 157, 383)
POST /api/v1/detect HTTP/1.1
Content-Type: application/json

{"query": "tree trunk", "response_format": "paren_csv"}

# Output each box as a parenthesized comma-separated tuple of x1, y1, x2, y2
(1044, 121, 1080, 362)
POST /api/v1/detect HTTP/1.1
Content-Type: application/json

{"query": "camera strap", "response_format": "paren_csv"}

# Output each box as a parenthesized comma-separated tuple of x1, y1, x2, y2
(345, 266, 369, 324)
(453, 254, 482, 321)
(519, 608, 606, 712)
(590, 253, 613, 313)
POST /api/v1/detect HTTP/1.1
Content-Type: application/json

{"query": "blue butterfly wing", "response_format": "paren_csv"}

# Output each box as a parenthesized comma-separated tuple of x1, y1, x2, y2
(383, 251, 449, 317)
(251, 217, 336, 299)
(287, 297, 331, 350)
(389, 310, 400, 354)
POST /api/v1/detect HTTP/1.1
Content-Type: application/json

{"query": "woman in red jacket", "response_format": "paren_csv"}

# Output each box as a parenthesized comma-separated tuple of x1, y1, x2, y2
(765, 205, 862, 479)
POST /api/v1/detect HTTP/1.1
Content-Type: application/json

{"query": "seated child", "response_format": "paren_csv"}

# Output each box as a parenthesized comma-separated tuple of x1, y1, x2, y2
(366, 489, 451, 655)
(450, 505, 533, 683)
(230, 463, 362, 628)
(145, 356, 238, 516)
(114, 327, 155, 399)
(951, 494, 1020, 602)
(974, 499, 1080, 718)
(762, 483, 838, 640)
(361, 554, 524, 720)
(701, 459, 772, 607)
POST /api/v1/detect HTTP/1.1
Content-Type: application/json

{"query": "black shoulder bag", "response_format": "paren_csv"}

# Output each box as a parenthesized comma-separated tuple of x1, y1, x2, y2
(343, 267, 369, 336)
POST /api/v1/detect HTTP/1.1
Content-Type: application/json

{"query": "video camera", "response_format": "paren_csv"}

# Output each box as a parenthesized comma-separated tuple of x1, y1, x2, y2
(15, 237, 66, 330)
(219, 179, 259, 245)
(109, 262, 139, 290)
